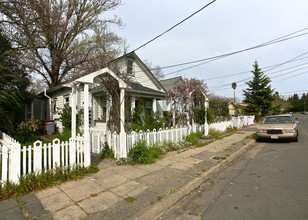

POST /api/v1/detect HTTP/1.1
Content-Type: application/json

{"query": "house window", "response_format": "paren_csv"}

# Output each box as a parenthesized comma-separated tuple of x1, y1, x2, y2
(64, 96, 69, 107)
(145, 100, 152, 116)
(127, 58, 134, 75)
(52, 98, 57, 113)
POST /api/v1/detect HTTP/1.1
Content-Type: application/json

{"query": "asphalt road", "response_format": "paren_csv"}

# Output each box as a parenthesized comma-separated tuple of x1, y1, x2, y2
(160, 114, 308, 220)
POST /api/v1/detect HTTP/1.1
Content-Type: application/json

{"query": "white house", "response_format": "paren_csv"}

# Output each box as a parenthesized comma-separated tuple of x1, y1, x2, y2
(31, 52, 167, 134)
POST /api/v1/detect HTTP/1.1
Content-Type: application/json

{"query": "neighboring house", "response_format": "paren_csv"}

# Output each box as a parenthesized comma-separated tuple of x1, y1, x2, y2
(228, 101, 247, 116)
(159, 76, 183, 111)
(29, 52, 167, 133)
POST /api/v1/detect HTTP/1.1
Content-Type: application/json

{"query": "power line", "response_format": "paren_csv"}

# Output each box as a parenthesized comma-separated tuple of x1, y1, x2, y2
(133, 0, 217, 52)
(161, 28, 308, 76)
(208, 52, 308, 92)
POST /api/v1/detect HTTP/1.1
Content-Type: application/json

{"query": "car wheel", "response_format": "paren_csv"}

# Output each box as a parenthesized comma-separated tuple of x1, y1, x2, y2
(293, 136, 298, 142)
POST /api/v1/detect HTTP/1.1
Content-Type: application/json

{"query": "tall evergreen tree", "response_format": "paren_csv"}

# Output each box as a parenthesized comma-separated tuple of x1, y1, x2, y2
(0, 30, 30, 134)
(242, 61, 275, 121)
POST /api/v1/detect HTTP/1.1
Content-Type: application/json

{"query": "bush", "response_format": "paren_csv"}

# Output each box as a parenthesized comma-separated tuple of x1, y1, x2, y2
(226, 126, 236, 133)
(208, 128, 223, 139)
(100, 142, 114, 159)
(15, 119, 41, 144)
(128, 140, 164, 164)
(128, 140, 151, 164)
(59, 105, 82, 131)
(185, 131, 204, 146)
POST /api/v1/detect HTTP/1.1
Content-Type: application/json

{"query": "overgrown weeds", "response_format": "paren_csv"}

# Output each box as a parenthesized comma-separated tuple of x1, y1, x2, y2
(127, 140, 164, 165)
(100, 142, 114, 159)
(0, 163, 98, 201)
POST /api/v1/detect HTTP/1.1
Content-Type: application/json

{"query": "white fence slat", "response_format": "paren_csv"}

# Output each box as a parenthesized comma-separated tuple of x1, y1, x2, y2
(1, 145, 8, 182)
(10, 142, 21, 183)
(33, 141, 42, 173)
(52, 139, 60, 168)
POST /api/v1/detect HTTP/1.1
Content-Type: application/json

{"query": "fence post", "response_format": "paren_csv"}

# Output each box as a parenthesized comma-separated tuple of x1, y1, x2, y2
(119, 131, 127, 158)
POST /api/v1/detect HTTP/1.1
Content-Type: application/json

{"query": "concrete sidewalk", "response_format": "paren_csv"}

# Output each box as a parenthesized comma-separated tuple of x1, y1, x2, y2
(0, 125, 258, 220)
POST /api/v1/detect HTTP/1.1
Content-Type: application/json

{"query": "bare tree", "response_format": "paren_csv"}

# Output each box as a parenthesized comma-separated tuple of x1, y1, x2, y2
(0, 0, 123, 88)
(143, 59, 164, 80)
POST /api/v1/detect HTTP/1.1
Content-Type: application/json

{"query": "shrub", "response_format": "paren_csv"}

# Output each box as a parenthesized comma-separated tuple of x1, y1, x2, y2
(128, 140, 151, 164)
(209, 128, 223, 139)
(127, 140, 164, 165)
(100, 142, 114, 159)
(15, 119, 41, 144)
(185, 131, 204, 146)
(226, 126, 236, 133)
(59, 105, 82, 130)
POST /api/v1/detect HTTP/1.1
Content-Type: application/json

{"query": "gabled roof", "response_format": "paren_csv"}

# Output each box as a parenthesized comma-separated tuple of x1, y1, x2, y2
(113, 51, 166, 93)
(40, 52, 167, 98)
(159, 76, 183, 91)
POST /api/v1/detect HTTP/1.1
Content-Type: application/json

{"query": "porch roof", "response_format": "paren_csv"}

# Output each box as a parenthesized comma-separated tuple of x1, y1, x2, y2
(129, 83, 166, 98)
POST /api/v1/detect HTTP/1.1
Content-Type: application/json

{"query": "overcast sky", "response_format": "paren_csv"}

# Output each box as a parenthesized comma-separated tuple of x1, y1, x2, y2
(107, 0, 308, 101)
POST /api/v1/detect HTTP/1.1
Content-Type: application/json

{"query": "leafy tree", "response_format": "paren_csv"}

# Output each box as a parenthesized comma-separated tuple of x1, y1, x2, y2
(0, 0, 123, 88)
(242, 61, 275, 121)
(0, 30, 31, 134)
(288, 93, 303, 112)
(167, 78, 208, 125)
(207, 94, 232, 123)
(231, 82, 237, 103)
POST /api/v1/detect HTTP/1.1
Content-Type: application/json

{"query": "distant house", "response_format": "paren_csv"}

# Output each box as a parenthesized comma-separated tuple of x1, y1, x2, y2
(228, 101, 247, 116)
(28, 52, 167, 133)
(159, 76, 183, 111)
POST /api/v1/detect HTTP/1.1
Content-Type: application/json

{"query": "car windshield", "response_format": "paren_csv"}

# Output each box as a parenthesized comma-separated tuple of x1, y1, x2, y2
(263, 116, 294, 124)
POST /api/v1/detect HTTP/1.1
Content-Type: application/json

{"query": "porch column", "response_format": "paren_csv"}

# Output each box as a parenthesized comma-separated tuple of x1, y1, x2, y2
(71, 84, 77, 139)
(106, 92, 112, 127)
(83, 83, 91, 167)
(131, 96, 135, 113)
(152, 98, 157, 112)
(119, 88, 127, 158)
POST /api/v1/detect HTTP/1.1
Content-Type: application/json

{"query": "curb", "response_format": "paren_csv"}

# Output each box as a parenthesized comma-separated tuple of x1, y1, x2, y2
(132, 139, 256, 219)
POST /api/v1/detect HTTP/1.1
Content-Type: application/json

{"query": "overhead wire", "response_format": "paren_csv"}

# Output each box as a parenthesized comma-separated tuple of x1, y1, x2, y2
(133, 0, 217, 52)
(208, 51, 308, 92)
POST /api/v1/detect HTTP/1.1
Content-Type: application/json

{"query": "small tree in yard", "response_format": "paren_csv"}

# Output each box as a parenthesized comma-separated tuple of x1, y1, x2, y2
(242, 61, 275, 121)
(167, 78, 208, 126)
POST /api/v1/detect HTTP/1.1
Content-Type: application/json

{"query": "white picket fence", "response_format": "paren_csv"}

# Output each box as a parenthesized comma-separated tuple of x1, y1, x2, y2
(209, 116, 255, 131)
(90, 126, 190, 157)
(0, 115, 255, 183)
(0, 132, 89, 184)
(90, 115, 255, 157)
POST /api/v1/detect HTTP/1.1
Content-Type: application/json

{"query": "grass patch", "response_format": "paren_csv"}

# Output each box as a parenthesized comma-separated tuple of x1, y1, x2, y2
(170, 189, 177, 194)
(0, 163, 98, 201)
(125, 196, 137, 203)
(156, 195, 164, 201)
